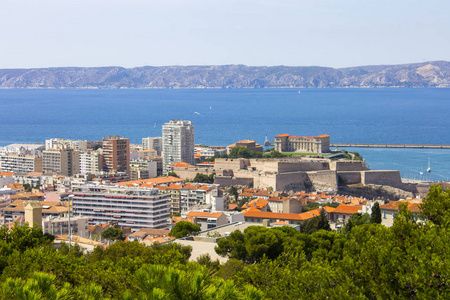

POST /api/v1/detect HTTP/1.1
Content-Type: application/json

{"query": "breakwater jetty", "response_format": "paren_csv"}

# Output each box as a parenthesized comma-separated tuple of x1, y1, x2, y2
(331, 143, 450, 149)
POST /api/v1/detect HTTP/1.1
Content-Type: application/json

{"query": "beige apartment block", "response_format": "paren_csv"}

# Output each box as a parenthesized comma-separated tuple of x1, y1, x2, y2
(43, 147, 79, 176)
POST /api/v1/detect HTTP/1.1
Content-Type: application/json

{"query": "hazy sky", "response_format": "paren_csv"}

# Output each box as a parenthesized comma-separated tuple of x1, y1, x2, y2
(1, 0, 449, 68)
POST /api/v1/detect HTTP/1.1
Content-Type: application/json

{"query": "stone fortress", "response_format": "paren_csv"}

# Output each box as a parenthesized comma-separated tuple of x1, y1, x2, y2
(172, 156, 404, 193)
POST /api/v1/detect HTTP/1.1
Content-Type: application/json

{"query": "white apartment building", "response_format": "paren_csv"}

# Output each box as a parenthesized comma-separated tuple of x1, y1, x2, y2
(72, 185, 171, 230)
(0, 154, 43, 173)
(162, 120, 195, 174)
(79, 150, 103, 174)
(142, 137, 162, 155)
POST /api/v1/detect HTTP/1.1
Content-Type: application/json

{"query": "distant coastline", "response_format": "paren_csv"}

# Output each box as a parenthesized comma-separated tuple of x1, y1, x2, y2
(0, 61, 449, 89)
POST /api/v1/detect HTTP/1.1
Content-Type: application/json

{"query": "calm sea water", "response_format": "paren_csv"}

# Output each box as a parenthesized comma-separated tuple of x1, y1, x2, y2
(0, 88, 449, 181)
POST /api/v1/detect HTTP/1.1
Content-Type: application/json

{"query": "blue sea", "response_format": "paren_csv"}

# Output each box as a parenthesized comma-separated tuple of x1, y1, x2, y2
(0, 88, 449, 181)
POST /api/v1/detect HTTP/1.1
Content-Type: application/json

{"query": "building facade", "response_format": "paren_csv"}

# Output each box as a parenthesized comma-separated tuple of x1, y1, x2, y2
(142, 137, 162, 156)
(79, 150, 103, 174)
(0, 154, 43, 173)
(72, 185, 171, 230)
(274, 134, 330, 154)
(102, 136, 130, 175)
(43, 147, 79, 176)
(162, 120, 195, 174)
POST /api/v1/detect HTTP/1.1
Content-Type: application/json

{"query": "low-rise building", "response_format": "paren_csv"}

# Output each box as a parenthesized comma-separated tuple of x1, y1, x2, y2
(330, 205, 363, 224)
(380, 199, 422, 227)
(43, 215, 90, 238)
(186, 211, 228, 230)
(226, 140, 263, 155)
(3, 200, 69, 223)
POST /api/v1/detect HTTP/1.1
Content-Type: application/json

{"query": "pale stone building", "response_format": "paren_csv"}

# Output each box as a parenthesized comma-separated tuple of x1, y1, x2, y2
(274, 134, 330, 154)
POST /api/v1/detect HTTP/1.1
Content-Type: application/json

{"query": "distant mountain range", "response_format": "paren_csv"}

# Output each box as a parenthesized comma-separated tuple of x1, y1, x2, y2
(0, 61, 449, 89)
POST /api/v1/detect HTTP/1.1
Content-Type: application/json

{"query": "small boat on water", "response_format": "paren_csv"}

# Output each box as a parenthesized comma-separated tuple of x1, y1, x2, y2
(427, 158, 431, 173)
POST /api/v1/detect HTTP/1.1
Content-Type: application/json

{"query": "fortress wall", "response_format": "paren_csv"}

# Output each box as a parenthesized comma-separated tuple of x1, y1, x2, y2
(362, 170, 402, 187)
(252, 173, 279, 190)
(330, 161, 366, 171)
(274, 172, 309, 191)
(337, 171, 362, 185)
(214, 159, 249, 171)
(277, 161, 329, 173)
(249, 160, 280, 173)
(306, 171, 338, 192)
(214, 176, 253, 187)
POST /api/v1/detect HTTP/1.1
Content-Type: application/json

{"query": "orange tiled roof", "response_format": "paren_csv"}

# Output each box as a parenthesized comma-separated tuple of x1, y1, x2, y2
(333, 205, 362, 214)
(299, 207, 335, 220)
(243, 211, 306, 221)
(0, 172, 14, 177)
(171, 162, 195, 168)
(380, 200, 422, 213)
(186, 211, 224, 218)
(172, 216, 196, 224)
(242, 198, 269, 210)
(4, 200, 68, 214)
(275, 134, 290, 138)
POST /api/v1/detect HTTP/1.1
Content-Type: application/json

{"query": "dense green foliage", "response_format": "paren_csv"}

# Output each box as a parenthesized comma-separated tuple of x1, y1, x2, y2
(228, 146, 263, 159)
(191, 173, 215, 184)
(299, 208, 331, 234)
(101, 227, 124, 241)
(2, 185, 450, 299)
(167, 172, 179, 178)
(169, 221, 201, 238)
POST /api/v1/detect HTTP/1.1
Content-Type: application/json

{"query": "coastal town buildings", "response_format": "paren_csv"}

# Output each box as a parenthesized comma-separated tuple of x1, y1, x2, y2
(142, 137, 162, 156)
(0, 154, 43, 173)
(162, 120, 195, 174)
(72, 184, 171, 230)
(274, 134, 330, 154)
(102, 136, 130, 175)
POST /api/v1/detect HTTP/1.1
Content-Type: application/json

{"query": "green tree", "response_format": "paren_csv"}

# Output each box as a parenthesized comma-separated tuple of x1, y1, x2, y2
(370, 202, 382, 224)
(169, 221, 200, 238)
(215, 226, 287, 263)
(192, 173, 215, 184)
(420, 184, 450, 227)
(101, 227, 124, 241)
(167, 172, 179, 178)
(300, 208, 331, 234)
(229, 146, 263, 159)
(264, 150, 286, 158)
(228, 186, 239, 202)
(342, 213, 370, 235)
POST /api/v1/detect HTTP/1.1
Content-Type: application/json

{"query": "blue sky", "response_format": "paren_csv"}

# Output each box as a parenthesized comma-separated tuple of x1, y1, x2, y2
(1, 0, 449, 68)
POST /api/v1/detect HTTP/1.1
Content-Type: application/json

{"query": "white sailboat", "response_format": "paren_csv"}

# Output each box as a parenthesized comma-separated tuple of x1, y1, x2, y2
(427, 158, 431, 173)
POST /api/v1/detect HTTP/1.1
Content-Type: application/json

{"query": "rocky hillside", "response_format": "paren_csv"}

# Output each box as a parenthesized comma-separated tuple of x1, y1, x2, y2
(0, 61, 449, 89)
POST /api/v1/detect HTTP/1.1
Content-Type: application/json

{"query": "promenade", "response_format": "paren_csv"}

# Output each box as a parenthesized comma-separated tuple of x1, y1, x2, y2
(331, 143, 450, 149)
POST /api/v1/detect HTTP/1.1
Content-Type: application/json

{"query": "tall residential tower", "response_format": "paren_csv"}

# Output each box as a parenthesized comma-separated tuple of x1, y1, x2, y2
(162, 120, 194, 174)
(102, 136, 130, 175)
